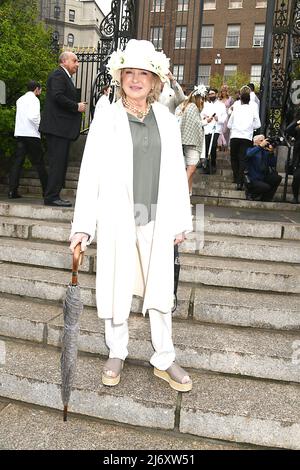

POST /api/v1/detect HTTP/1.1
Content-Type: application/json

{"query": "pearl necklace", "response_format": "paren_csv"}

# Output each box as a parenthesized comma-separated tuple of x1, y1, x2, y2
(122, 97, 151, 119)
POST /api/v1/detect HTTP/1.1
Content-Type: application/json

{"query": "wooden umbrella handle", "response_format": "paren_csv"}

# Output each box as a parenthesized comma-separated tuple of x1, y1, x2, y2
(71, 243, 84, 285)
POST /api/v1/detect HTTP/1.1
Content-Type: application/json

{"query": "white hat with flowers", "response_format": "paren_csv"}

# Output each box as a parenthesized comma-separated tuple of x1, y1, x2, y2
(106, 39, 170, 85)
(192, 84, 208, 97)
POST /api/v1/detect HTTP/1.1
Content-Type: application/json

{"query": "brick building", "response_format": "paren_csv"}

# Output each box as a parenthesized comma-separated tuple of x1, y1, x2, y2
(137, 0, 267, 88)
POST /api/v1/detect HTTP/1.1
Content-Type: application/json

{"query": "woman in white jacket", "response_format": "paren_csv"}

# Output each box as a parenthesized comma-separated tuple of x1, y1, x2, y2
(69, 40, 193, 392)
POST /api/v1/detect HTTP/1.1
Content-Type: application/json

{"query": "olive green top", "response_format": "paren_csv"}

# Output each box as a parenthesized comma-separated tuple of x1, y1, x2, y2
(127, 107, 161, 225)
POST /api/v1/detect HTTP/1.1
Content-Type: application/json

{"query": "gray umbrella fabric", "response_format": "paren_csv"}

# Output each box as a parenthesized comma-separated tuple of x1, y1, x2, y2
(60, 243, 83, 421)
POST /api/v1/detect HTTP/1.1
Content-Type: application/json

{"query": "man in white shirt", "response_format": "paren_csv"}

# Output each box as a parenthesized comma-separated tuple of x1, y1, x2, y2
(8, 81, 48, 198)
(95, 84, 112, 112)
(200, 88, 227, 173)
(248, 83, 260, 110)
(227, 89, 261, 190)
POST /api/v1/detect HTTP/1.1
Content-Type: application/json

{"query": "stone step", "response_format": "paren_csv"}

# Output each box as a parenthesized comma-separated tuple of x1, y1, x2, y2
(0, 264, 298, 331)
(0, 263, 190, 318)
(0, 339, 299, 448)
(179, 255, 300, 293)
(2, 213, 300, 242)
(184, 233, 300, 263)
(192, 195, 300, 212)
(192, 188, 291, 202)
(193, 285, 300, 330)
(0, 238, 96, 272)
(193, 180, 292, 193)
(194, 171, 294, 184)
(0, 296, 299, 383)
(1, 225, 299, 266)
(0, 184, 76, 198)
(0, 201, 74, 222)
(0, 216, 70, 242)
(19, 177, 78, 190)
(0, 247, 299, 296)
(0, 401, 248, 450)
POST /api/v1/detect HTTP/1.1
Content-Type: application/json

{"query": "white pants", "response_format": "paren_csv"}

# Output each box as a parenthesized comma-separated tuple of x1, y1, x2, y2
(104, 221, 176, 371)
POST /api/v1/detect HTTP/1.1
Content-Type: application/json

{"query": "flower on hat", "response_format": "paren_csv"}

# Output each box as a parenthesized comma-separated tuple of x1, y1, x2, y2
(148, 51, 170, 82)
(106, 50, 126, 84)
(192, 84, 207, 97)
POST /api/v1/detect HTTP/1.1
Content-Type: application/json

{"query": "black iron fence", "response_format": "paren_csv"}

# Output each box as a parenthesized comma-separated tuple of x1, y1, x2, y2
(73, 0, 137, 130)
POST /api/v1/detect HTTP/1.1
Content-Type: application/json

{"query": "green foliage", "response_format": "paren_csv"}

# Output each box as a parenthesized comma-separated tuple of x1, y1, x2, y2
(0, 0, 57, 105)
(291, 59, 300, 80)
(0, 0, 57, 171)
(0, 106, 15, 176)
(210, 71, 251, 95)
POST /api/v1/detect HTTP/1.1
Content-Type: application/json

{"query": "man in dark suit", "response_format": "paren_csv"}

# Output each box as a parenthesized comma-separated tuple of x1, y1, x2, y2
(40, 52, 86, 207)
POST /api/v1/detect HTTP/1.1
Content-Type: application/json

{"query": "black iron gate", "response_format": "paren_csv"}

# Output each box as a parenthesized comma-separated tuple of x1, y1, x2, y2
(74, 0, 137, 129)
(260, 0, 300, 135)
(74, 0, 206, 129)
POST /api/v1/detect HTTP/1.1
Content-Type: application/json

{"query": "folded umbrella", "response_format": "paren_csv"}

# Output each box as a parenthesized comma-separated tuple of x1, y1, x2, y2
(61, 243, 84, 421)
(172, 244, 180, 313)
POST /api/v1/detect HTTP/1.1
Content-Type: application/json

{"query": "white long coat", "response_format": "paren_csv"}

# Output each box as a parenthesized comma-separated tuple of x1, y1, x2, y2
(71, 99, 193, 324)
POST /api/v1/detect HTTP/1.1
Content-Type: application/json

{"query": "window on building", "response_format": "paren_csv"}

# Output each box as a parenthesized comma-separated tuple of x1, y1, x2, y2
(54, 5, 60, 18)
(203, 0, 216, 9)
(151, 0, 165, 12)
(250, 65, 262, 84)
(256, 0, 267, 7)
(178, 0, 189, 11)
(253, 24, 265, 47)
(200, 25, 214, 48)
(229, 0, 243, 8)
(198, 65, 211, 86)
(67, 33, 74, 47)
(52, 31, 59, 42)
(175, 26, 187, 49)
(173, 65, 184, 83)
(69, 9, 75, 22)
(224, 65, 237, 81)
(150, 26, 163, 49)
(226, 25, 240, 48)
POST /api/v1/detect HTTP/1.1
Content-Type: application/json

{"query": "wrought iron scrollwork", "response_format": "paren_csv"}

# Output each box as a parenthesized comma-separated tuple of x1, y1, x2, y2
(90, 0, 137, 118)
(262, 0, 300, 135)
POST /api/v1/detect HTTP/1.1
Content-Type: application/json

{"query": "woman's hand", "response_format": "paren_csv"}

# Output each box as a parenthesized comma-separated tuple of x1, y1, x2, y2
(174, 232, 186, 246)
(69, 232, 89, 253)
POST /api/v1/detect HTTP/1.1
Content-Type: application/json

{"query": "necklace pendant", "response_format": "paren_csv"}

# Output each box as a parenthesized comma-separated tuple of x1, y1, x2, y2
(137, 111, 144, 119)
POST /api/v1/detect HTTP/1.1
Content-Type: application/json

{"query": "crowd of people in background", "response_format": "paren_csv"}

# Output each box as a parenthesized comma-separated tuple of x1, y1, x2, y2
(7, 49, 299, 206)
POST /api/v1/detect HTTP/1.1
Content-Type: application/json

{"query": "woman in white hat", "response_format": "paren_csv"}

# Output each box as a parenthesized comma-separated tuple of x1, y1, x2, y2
(69, 40, 193, 392)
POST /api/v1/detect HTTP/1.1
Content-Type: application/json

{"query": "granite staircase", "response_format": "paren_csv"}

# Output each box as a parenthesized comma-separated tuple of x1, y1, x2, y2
(0, 149, 300, 449)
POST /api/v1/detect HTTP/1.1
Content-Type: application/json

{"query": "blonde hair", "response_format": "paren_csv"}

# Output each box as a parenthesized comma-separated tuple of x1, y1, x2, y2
(118, 71, 162, 103)
(219, 85, 229, 99)
(240, 85, 251, 95)
(253, 134, 265, 144)
(182, 93, 204, 113)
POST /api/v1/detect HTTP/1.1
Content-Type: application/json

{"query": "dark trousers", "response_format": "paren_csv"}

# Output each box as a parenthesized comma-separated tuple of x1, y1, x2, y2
(292, 167, 300, 199)
(44, 134, 71, 202)
(249, 173, 282, 201)
(9, 137, 48, 194)
(205, 132, 220, 168)
(230, 138, 252, 184)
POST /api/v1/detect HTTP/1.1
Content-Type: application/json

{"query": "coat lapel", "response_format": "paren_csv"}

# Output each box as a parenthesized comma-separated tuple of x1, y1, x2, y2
(115, 99, 134, 205)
